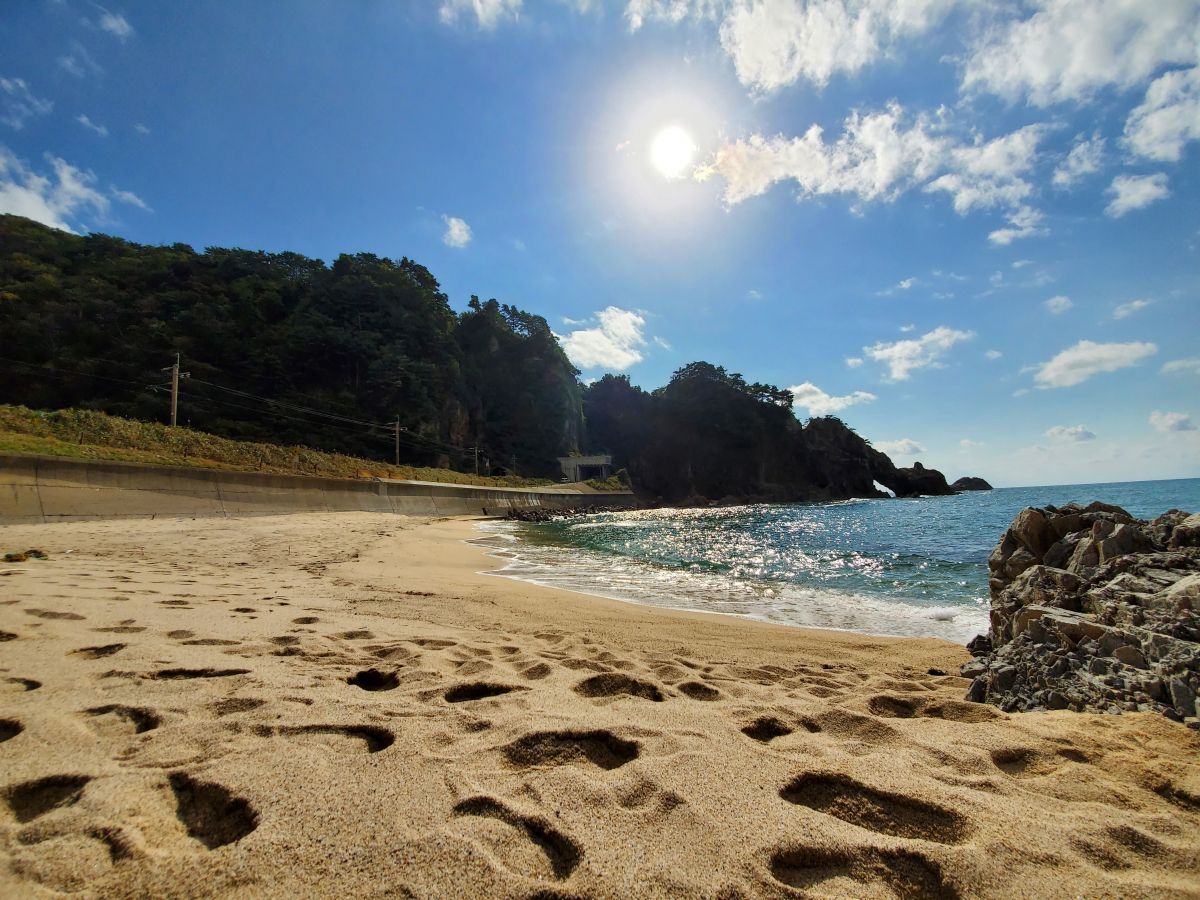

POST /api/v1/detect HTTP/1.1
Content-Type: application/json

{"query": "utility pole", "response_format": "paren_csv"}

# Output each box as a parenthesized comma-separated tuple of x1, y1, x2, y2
(394, 418, 400, 467)
(472, 445, 479, 476)
(162, 353, 189, 426)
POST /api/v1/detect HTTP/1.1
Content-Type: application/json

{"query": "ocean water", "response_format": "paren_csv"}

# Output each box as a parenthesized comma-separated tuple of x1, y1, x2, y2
(471, 478, 1200, 644)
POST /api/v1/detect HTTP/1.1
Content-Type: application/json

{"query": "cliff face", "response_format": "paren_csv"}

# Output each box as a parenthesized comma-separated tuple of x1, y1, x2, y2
(963, 502, 1199, 723)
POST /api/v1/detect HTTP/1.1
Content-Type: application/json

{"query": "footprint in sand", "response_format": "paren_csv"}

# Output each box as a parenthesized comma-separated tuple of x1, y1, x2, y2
(501, 730, 639, 771)
(3, 677, 40, 692)
(71, 644, 127, 660)
(573, 673, 665, 702)
(291, 616, 319, 625)
(450, 796, 581, 881)
(741, 717, 793, 743)
(253, 724, 395, 754)
(208, 698, 266, 716)
(780, 773, 970, 845)
(769, 844, 957, 899)
(82, 705, 161, 736)
(93, 626, 146, 634)
(168, 773, 259, 849)
(24, 610, 85, 621)
(444, 682, 526, 703)
(0, 719, 24, 743)
(152, 668, 251, 680)
(347, 668, 401, 691)
(4, 774, 92, 824)
(677, 681, 721, 701)
(868, 694, 1003, 724)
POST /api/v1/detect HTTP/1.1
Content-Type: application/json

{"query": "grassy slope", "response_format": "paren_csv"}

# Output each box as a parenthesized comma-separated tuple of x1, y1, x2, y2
(0, 405, 558, 488)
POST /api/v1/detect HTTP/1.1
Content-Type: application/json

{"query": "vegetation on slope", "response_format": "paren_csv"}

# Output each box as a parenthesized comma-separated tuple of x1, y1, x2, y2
(0, 405, 555, 487)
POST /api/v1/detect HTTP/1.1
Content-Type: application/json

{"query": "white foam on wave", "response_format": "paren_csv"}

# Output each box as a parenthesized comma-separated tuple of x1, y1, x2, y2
(469, 522, 988, 644)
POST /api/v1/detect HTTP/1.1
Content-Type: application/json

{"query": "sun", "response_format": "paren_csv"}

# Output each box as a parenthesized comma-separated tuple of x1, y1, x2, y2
(649, 126, 697, 179)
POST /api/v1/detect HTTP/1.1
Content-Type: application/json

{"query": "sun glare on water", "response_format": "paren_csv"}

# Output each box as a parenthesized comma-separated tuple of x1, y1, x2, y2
(649, 126, 697, 179)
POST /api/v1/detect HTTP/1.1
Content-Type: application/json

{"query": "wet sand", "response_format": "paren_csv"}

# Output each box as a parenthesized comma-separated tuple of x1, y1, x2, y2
(0, 512, 1197, 898)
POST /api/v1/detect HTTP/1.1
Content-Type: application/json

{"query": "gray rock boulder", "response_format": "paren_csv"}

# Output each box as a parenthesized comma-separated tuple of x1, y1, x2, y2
(965, 501, 1200, 726)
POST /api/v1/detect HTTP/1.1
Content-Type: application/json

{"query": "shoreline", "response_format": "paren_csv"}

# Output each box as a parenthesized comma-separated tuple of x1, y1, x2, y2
(1, 511, 1197, 897)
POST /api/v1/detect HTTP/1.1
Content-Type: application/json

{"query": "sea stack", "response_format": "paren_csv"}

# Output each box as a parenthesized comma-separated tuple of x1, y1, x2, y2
(963, 502, 1200, 724)
(951, 476, 993, 491)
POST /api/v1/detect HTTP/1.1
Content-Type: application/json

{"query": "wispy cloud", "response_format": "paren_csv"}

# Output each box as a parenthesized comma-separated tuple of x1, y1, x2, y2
(111, 185, 150, 211)
(1161, 357, 1200, 376)
(98, 9, 134, 41)
(1033, 339, 1157, 389)
(133, 122, 150, 135)
(76, 114, 108, 137)
(1149, 410, 1196, 433)
(438, 0, 521, 29)
(1, 77, 53, 130)
(58, 42, 104, 78)
(1112, 298, 1152, 320)
(1043, 295, 1072, 315)
(1105, 173, 1169, 217)
(1052, 133, 1104, 188)
(1045, 424, 1096, 442)
(0, 146, 110, 233)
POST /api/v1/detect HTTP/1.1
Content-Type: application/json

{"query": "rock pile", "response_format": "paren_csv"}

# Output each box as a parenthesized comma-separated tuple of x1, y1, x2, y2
(505, 506, 617, 523)
(964, 501, 1199, 726)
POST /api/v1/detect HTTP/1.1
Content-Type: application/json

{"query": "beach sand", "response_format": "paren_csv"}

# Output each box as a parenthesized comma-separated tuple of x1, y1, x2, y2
(0, 511, 1197, 898)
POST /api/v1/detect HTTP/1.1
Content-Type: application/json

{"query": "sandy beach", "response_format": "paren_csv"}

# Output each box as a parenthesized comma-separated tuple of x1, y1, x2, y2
(0, 511, 1197, 898)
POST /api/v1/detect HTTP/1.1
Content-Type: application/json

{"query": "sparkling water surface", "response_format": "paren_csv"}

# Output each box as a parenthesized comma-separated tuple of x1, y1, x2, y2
(471, 478, 1200, 644)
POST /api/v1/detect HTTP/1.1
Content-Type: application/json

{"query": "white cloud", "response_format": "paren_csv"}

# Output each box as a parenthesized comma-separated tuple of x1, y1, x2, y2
(960, 438, 983, 449)
(898, 324, 915, 332)
(845, 356, 863, 368)
(988, 205, 1045, 245)
(1149, 410, 1196, 433)
(1105, 173, 1170, 217)
(874, 438, 925, 458)
(561, 306, 650, 370)
(962, 0, 1200, 107)
(1043, 295, 1072, 314)
(746, 288, 762, 300)
(985, 349, 1003, 360)
(652, 335, 671, 350)
(1124, 66, 1200, 162)
(133, 123, 150, 135)
(788, 381, 877, 417)
(1033, 339, 1158, 388)
(700, 103, 1047, 239)
(877, 276, 916, 296)
(1, 77, 53, 130)
(1045, 424, 1096, 442)
(716, 0, 954, 93)
(439, 0, 522, 29)
(99, 10, 134, 40)
(863, 325, 974, 381)
(110, 186, 149, 211)
(0, 147, 109, 232)
(1052, 133, 1104, 188)
(1161, 357, 1200, 375)
(441, 214, 472, 248)
(76, 114, 108, 137)
(1011, 259, 1032, 269)
(1112, 298, 1152, 320)
(58, 42, 103, 78)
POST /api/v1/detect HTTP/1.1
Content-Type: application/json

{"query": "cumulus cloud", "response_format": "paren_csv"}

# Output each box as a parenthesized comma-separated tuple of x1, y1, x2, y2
(1112, 298, 1152, 320)
(788, 381, 877, 417)
(698, 103, 1047, 239)
(1124, 65, 1200, 162)
(863, 325, 974, 381)
(1, 77, 53, 130)
(76, 114, 108, 137)
(441, 214, 472, 248)
(1033, 339, 1158, 388)
(561, 306, 650, 370)
(1161, 357, 1200, 375)
(716, 0, 955, 93)
(439, 0, 522, 28)
(988, 205, 1045, 245)
(0, 147, 109, 232)
(1045, 424, 1096, 442)
(1043, 295, 1072, 314)
(874, 438, 925, 458)
(1149, 410, 1196, 432)
(98, 10, 134, 40)
(1105, 173, 1170, 217)
(962, 0, 1200, 106)
(1052, 133, 1104, 188)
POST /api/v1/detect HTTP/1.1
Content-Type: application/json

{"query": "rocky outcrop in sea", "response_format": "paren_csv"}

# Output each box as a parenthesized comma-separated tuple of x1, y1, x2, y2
(964, 501, 1199, 726)
(951, 476, 993, 491)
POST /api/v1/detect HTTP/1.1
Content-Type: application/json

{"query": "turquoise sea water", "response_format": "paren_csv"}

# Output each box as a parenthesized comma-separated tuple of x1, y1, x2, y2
(473, 478, 1200, 644)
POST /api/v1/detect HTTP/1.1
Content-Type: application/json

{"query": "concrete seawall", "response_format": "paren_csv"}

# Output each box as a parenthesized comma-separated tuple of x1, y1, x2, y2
(0, 454, 636, 524)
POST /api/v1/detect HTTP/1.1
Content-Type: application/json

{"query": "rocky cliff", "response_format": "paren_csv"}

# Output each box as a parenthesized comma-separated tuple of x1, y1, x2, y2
(963, 502, 1199, 725)
(951, 476, 993, 491)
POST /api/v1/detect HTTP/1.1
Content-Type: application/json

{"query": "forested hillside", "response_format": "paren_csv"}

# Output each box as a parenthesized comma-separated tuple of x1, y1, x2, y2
(0, 214, 952, 498)
(0, 214, 581, 474)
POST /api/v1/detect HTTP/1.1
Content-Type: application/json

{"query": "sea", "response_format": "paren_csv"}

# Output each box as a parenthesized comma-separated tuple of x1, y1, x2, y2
(471, 478, 1200, 644)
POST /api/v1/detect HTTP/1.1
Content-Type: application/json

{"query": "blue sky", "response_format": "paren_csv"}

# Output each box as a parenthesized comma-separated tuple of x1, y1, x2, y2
(2, 0, 1198, 487)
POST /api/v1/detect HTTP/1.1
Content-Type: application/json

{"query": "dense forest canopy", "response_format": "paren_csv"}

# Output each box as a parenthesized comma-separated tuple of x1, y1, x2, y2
(0, 214, 951, 498)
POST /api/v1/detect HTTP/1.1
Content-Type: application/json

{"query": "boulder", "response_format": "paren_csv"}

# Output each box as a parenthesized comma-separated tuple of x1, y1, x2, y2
(964, 502, 1200, 724)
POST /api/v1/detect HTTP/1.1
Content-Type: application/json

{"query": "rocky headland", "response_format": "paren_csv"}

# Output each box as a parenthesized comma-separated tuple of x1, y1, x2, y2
(951, 476, 993, 491)
(964, 501, 1199, 726)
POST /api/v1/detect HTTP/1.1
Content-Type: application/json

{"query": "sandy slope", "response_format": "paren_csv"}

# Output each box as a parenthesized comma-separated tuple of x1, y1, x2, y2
(0, 512, 1196, 899)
